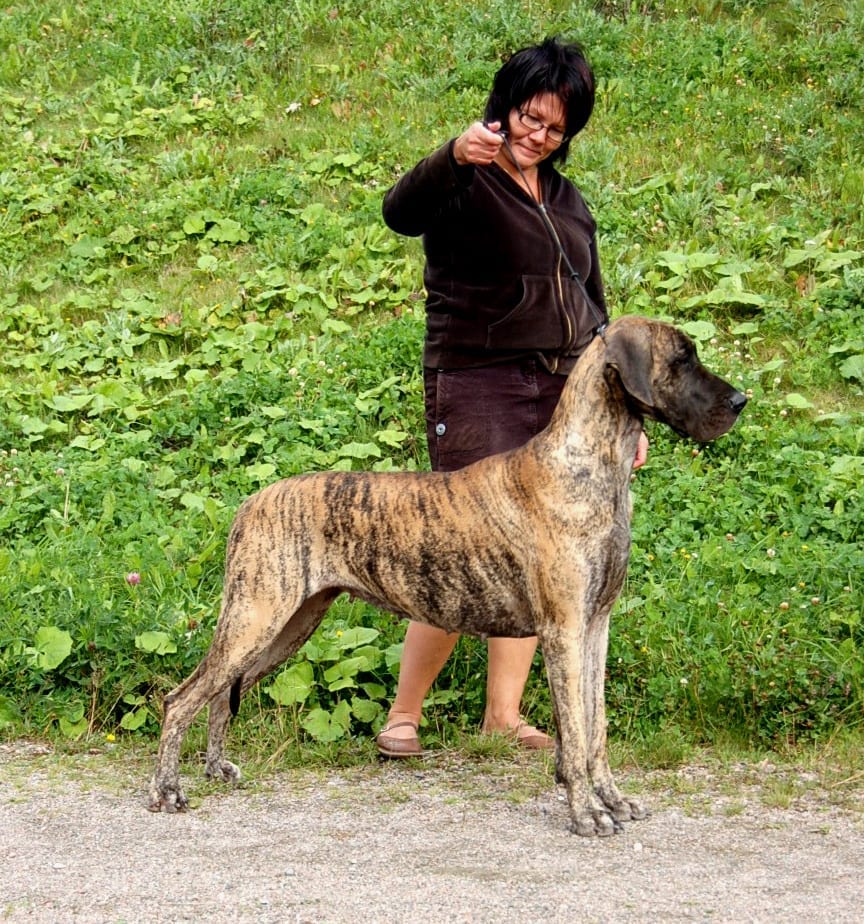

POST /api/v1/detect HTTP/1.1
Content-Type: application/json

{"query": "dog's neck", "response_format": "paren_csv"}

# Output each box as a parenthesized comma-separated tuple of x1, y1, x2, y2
(536, 339, 644, 476)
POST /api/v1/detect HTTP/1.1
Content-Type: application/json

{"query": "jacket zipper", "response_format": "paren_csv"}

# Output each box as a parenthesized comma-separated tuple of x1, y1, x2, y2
(504, 151, 585, 368)
(554, 241, 579, 356)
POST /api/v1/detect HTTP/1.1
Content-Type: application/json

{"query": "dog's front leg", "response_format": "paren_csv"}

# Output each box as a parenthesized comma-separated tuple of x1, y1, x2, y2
(582, 611, 648, 824)
(540, 624, 621, 837)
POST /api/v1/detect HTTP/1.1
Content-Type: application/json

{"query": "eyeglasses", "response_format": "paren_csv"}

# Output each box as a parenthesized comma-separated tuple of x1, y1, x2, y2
(517, 110, 568, 145)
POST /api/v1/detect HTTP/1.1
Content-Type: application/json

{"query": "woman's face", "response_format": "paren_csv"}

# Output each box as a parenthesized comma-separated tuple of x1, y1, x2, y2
(504, 92, 567, 170)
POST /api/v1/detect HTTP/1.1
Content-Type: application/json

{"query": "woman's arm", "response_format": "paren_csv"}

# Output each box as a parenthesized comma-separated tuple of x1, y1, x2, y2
(382, 122, 504, 237)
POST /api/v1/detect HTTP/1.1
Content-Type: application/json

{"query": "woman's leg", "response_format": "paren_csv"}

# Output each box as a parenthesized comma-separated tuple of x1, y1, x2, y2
(482, 636, 538, 729)
(381, 628, 551, 751)
(379, 364, 562, 755)
(379, 621, 460, 747)
(482, 637, 553, 749)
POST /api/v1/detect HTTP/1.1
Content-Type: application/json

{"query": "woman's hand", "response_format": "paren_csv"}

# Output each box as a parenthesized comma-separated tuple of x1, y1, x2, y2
(453, 121, 505, 166)
(632, 430, 649, 470)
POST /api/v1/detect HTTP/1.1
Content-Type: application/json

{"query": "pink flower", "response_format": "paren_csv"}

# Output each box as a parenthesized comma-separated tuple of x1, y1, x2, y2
(126, 572, 141, 586)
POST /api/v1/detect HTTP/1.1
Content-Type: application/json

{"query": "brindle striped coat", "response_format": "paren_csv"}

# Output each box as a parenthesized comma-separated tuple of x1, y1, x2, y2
(148, 316, 746, 836)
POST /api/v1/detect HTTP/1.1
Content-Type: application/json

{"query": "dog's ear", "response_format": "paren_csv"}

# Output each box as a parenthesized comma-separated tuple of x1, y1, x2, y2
(604, 322, 655, 408)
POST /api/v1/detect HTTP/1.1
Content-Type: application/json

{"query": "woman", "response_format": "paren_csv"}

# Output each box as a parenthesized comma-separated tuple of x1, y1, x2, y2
(377, 38, 648, 757)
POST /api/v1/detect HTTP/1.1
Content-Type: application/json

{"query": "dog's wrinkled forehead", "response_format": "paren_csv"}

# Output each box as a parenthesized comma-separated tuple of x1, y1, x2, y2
(665, 324, 697, 360)
(653, 325, 705, 378)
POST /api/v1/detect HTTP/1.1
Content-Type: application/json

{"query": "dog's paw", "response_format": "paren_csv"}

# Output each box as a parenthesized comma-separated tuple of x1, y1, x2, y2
(606, 796, 649, 823)
(569, 808, 623, 837)
(146, 785, 189, 813)
(205, 759, 241, 784)
(625, 797, 649, 821)
(593, 782, 649, 823)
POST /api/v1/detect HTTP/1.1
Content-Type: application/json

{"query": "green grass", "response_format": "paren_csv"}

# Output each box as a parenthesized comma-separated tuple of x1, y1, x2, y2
(0, 0, 862, 756)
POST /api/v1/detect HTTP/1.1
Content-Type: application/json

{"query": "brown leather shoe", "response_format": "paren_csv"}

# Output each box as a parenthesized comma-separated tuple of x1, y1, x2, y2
(376, 720, 422, 758)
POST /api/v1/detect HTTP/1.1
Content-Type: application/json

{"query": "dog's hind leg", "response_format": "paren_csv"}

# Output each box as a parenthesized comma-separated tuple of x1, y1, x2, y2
(148, 591, 315, 812)
(147, 654, 225, 812)
(204, 590, 339, 784)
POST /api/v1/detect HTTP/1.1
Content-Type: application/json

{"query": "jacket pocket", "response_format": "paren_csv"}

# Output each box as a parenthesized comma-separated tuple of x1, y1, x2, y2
(430, 369, 490, 469)
(485, 275, 566, 352)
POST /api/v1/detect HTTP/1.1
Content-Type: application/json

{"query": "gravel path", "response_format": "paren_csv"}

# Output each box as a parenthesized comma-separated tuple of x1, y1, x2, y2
(2, 742, 862, 922)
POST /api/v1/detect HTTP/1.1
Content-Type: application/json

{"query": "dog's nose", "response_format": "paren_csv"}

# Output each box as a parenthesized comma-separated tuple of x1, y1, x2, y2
(728, 391, 748, 413)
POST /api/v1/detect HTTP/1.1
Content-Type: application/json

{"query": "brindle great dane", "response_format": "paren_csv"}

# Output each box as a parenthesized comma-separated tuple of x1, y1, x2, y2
(147, 316, 747, 836)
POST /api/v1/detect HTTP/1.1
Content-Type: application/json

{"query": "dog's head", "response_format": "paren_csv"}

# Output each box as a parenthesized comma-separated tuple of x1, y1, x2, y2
(603, 317, 747, 442)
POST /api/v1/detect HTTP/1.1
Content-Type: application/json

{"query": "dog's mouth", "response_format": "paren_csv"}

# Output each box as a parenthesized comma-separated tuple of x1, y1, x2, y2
(660, 390, 748, 443)
(692, 391, 748, 441)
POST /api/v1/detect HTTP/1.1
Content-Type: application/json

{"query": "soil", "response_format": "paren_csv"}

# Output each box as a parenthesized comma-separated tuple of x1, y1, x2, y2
(2, 741, 862, 923)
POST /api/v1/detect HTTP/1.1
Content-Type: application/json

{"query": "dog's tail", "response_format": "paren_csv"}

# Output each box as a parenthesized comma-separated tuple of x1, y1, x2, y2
(229, 676, 243, 717)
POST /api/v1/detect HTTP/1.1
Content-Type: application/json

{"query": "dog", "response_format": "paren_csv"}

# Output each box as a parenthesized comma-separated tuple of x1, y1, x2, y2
(147, 316, 746, 835)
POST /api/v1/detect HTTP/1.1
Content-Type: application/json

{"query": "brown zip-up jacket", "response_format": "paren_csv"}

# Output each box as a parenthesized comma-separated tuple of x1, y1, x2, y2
(382, 140, 608, 374)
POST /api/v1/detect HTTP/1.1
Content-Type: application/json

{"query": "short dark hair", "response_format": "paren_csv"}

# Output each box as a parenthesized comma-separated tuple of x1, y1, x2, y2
(483, 38, 595, 167)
